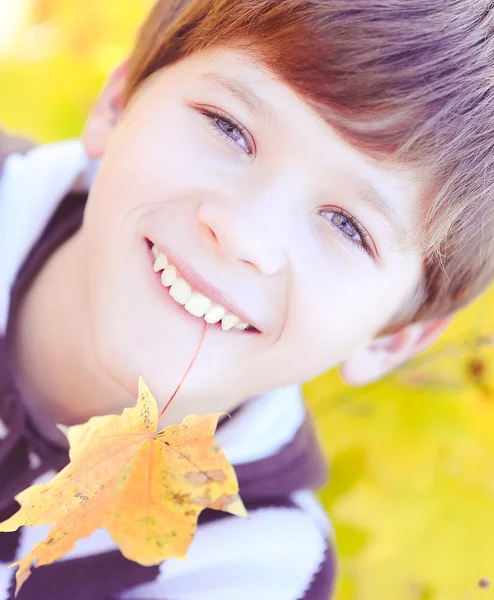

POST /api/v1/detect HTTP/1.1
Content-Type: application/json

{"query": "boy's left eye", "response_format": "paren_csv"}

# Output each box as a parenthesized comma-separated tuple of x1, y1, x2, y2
(199, 107, 254, 156)
(318, 207, 374, 257)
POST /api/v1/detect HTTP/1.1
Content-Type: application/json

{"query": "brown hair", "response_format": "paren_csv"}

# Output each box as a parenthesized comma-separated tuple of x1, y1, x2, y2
(124, 0, 494, 336)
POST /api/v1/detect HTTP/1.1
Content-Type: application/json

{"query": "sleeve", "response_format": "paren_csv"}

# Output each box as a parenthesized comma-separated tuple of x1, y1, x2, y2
(116, 505, 337, 600)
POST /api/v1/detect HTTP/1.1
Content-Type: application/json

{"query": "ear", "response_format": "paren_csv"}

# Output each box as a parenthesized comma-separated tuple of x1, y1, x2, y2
(339, 315, 454, 387)
(81, 61, 128, 159)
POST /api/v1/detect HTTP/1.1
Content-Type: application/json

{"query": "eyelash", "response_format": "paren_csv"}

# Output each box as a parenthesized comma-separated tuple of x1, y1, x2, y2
(199, 108, 373, 256)
(199, 107, 254, 155)
(318, 207, 373, 256)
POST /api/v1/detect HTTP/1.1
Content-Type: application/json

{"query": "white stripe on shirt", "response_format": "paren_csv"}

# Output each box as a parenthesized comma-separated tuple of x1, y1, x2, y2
(118, 506, 328, 600)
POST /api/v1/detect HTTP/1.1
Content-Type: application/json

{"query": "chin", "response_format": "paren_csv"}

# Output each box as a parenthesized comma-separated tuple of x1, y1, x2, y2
(90, 312, 189, 407)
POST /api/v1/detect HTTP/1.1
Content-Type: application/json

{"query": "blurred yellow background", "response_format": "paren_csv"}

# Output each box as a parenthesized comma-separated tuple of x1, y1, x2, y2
(1, 2, 494, 599)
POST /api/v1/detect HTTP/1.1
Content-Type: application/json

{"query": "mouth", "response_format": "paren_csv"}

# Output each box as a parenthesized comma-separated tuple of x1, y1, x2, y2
(145, 238, 260, 335)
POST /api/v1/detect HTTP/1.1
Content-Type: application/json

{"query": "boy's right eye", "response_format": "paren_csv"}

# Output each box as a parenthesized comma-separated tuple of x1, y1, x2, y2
(198, 107, 255, 156)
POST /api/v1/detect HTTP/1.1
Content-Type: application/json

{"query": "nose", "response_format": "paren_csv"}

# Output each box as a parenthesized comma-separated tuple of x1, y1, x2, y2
(197, 196, 288, 276)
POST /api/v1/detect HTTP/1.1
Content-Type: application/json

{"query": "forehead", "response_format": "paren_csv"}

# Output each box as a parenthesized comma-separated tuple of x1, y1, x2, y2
(149, 46, 424, 253)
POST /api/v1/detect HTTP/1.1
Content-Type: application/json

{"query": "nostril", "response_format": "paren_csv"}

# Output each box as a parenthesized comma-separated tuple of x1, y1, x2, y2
(242, 258, 258, 270)
(209, 227, 219, 244)
(201, 223, 219, 245)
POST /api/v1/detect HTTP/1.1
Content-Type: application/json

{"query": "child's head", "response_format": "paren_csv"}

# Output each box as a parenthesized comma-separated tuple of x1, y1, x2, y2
(78, 0, 494, 409)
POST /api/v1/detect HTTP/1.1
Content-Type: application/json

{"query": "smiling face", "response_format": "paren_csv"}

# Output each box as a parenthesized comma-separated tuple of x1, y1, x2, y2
(80, 46, 425, 415)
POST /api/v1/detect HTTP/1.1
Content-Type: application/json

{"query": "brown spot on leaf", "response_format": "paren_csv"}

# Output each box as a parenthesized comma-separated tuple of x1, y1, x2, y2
(207, 494, 239, 511)
(186, 472, 209, 486)
(205, 469, 226, 483)
(168, 491, 190, 506)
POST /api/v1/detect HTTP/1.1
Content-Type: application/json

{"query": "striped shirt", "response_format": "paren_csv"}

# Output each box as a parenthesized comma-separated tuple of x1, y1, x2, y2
(0, 135, 336, 599)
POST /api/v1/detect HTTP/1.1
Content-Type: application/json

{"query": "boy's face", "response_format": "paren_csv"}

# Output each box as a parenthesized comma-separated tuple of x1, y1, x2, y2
(81, 46, 424, 414)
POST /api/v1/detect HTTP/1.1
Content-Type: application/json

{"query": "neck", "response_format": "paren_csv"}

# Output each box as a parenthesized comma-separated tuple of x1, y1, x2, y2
(10, 229, 133, 448)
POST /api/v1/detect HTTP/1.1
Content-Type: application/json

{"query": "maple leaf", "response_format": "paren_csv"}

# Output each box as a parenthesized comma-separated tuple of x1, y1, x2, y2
(0, 376, 247, 596)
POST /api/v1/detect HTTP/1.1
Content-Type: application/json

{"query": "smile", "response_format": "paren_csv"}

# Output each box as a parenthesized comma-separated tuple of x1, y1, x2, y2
(147, 241, 257, 333)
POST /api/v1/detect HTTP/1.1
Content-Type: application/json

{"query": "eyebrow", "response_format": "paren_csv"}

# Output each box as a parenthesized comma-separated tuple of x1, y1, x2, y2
(354, 178, 414, 252)
(198, 72, 279, 124)
(199, 72, 415, 253)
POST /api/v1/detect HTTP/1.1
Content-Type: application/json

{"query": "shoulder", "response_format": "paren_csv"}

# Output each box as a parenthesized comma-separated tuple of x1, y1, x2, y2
(0, 128, 35, 172)
(118, 498, 336, 600)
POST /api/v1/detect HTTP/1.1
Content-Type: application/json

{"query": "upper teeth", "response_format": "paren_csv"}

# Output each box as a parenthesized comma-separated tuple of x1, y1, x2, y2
(151, 245, 251, 331)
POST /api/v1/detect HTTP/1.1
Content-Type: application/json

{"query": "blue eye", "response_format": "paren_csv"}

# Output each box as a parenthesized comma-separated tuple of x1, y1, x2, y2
(318, 208, 373, 256)
(200, 108, 254, 155)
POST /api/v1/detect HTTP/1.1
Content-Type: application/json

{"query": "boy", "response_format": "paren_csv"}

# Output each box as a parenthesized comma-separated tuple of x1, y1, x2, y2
(1, 0, 493, 598)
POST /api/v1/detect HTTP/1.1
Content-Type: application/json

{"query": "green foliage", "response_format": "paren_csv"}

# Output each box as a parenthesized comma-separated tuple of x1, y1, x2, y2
(306, 288, 494, 599)
(0, 0, 153, 141)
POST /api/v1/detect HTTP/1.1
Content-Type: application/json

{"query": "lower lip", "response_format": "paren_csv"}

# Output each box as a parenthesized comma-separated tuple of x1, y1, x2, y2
(144, 240, 255, 335)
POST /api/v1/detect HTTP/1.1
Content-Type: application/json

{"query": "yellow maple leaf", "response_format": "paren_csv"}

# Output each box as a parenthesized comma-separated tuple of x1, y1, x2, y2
(0, 377, 247, 596)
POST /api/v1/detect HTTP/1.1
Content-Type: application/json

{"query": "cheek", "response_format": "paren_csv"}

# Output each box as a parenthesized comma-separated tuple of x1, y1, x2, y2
(284, 266, 401, 373)
(85, 133, 170, 220)
(84, 110, 220, 233)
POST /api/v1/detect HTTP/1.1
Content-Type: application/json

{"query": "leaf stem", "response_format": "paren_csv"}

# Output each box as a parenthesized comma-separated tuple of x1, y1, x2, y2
(159, 321, 209, 417)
